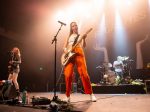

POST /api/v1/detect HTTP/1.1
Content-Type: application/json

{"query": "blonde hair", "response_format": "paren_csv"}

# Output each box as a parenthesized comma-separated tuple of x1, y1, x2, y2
(69, 22, 78, 36)
(12, 47, 21, 56)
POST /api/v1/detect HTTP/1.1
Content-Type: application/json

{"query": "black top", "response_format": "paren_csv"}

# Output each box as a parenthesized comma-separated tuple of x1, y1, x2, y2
(8, 53, 21, 73)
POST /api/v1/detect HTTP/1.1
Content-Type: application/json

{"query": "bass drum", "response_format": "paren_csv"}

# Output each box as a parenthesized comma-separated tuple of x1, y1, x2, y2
(106, 71, 116, 85)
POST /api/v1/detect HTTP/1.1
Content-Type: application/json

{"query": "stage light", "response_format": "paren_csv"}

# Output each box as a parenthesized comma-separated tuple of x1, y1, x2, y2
(114, 0, 121, 7)
(114, 11, 128, 55)
(127, 0, 133, 6)
(54, 1, 92, 25)
(113, 0, 134, 10)
(98, 14, 106, 45)
(54, 10, 65, 22)
(39, 67, 43, 71)
(93, 0, 104, 10)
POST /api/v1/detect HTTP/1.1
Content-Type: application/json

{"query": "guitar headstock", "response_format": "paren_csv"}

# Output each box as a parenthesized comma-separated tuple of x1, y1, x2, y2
(85, 28, 93, 35)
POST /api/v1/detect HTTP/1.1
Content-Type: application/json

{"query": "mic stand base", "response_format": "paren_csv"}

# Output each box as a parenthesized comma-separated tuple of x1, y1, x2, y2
(50, 96, 73, 111)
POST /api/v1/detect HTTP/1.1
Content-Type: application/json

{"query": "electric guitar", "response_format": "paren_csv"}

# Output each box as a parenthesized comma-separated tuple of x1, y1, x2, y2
(61, 28, 93, 66)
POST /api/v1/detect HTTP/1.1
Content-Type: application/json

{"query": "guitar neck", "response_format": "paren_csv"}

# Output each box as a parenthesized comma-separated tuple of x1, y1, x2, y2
(71, 37, 83, 51)
(71, 28, 93, 51)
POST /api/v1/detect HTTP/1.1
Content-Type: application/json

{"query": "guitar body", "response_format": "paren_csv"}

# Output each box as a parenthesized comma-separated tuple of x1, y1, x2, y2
(61, 51, 76, 66)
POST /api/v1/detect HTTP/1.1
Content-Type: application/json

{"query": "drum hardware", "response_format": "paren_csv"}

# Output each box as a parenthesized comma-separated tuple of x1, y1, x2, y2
(118, 56, 129, 61)
(116, 56, 134, 85)
(97, 58, 134, 85)
(96, 64, 106, 84)
(123, 58, 134, 80)
(96, 65, 103, 69)
(97, 62, 118, 85)
(106, 71, 117, 85)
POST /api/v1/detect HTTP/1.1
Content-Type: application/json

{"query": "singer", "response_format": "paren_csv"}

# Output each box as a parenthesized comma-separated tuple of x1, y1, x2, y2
(8, 47, 21, 98)
(62, 22, 96, 102)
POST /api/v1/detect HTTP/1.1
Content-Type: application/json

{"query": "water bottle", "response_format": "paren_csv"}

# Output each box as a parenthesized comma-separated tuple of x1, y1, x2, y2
(22, 89, 27, 105)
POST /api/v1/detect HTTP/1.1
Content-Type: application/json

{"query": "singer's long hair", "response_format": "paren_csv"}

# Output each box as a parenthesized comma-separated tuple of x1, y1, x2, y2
(11, 47, 21, 56)
(69, 22, 78, 37)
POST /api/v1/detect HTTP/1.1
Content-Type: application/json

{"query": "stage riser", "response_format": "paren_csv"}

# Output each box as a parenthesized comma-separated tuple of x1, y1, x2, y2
(92, 85, 146, 94)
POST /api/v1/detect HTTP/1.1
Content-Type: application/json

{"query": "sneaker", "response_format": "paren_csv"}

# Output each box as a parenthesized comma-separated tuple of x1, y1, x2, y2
(62, 96, 70, 103)
(90, 94, 97, 102)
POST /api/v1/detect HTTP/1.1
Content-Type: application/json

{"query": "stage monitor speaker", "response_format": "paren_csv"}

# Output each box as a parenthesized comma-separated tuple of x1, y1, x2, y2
(145, 80, 150, 94)
(0, 82, 17, 100)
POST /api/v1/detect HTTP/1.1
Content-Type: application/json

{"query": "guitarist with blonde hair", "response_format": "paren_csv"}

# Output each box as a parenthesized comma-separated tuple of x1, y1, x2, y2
(8, 47, 21, 99)
(62, 22, 96, 102)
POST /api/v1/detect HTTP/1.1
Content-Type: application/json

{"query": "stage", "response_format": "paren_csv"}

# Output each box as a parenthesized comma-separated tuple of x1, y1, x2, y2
(0, 92, 150, 112)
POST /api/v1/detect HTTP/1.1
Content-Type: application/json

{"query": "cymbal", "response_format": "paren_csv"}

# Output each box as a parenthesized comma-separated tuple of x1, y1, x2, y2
(96, 66, 103, 69)
(122, 56, 129, 60)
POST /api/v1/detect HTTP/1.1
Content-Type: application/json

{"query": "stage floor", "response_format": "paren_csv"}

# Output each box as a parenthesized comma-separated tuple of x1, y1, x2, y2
(0, 92, 150, 112)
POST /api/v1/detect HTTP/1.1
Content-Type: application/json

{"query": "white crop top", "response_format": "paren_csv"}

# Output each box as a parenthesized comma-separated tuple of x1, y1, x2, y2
(68, 34, 82, 46)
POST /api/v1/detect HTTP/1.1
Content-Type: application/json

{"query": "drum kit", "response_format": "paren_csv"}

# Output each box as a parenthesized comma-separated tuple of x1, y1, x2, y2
(96, 56, 133, 85)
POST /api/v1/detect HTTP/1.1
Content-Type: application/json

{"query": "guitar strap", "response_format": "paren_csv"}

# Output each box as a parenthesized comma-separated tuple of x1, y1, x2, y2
(72, 34, 80, 46)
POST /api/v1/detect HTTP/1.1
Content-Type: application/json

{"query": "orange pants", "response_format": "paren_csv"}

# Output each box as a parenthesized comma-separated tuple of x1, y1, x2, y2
(64, 47, 93, 97)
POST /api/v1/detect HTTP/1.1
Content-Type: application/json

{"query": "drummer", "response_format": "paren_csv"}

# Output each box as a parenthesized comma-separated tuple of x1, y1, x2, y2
(113, 56, 124, 84)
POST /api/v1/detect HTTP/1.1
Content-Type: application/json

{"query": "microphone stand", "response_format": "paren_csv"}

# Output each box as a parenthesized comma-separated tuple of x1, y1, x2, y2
(51, 24, 63, 101)
(50, 23, 72, 112)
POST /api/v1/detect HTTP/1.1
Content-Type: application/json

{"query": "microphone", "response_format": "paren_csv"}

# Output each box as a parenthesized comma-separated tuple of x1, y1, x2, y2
(58, 21, 66, 26)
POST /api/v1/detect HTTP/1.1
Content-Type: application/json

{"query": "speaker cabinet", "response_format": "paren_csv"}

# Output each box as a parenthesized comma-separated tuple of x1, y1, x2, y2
(0, 82, 17, 100)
